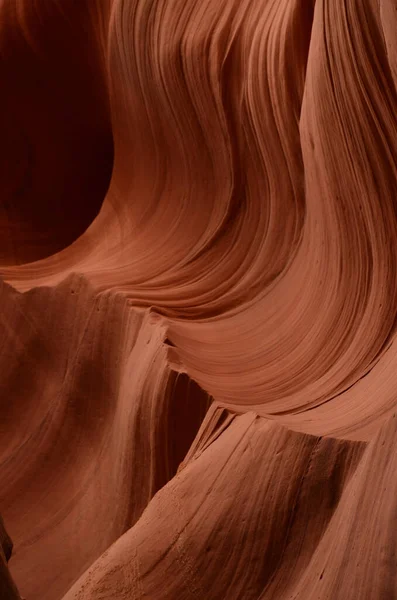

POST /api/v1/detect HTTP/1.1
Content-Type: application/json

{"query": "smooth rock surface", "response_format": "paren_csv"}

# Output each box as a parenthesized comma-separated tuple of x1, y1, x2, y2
(1, 0, 397, 598)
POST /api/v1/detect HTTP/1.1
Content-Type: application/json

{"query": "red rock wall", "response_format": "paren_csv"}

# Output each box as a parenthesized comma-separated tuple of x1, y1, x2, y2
(1, 1, 397, 598)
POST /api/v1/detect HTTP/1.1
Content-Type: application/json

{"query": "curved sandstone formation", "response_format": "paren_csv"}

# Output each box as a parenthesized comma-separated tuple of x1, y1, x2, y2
(1, 0, 397, 598)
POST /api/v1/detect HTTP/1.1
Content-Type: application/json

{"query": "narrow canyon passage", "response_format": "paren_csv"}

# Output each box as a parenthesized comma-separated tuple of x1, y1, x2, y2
(1, 0, 397, 598)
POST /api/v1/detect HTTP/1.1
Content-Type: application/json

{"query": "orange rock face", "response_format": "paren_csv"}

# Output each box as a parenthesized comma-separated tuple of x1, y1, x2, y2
(1, 0, 397, 598)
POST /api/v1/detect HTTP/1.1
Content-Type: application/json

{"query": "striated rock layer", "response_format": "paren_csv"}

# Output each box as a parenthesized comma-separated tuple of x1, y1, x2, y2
(1, 0, 397, 598)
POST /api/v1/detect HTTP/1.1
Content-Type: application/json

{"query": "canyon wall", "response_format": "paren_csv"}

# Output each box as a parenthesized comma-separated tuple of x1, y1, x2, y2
(1, 0, 397, 598)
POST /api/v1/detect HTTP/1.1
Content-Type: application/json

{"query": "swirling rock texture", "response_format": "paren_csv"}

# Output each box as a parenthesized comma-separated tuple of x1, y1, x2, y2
(1, 0, 397, 598)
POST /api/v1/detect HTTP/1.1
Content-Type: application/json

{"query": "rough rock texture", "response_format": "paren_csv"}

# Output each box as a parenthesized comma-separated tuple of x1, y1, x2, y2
(1, 0, 397, 598)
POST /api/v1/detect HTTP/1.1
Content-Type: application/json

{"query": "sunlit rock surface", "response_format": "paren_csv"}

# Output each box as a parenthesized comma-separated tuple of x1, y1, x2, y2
(1, 0, 397, 598)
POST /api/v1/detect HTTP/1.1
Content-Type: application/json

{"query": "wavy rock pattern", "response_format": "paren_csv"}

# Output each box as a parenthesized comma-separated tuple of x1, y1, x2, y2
(1, 0, 397, 598)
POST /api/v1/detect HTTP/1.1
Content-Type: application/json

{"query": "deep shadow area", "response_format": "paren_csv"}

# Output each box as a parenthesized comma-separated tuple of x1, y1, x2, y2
(0, 0, 113, 265)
